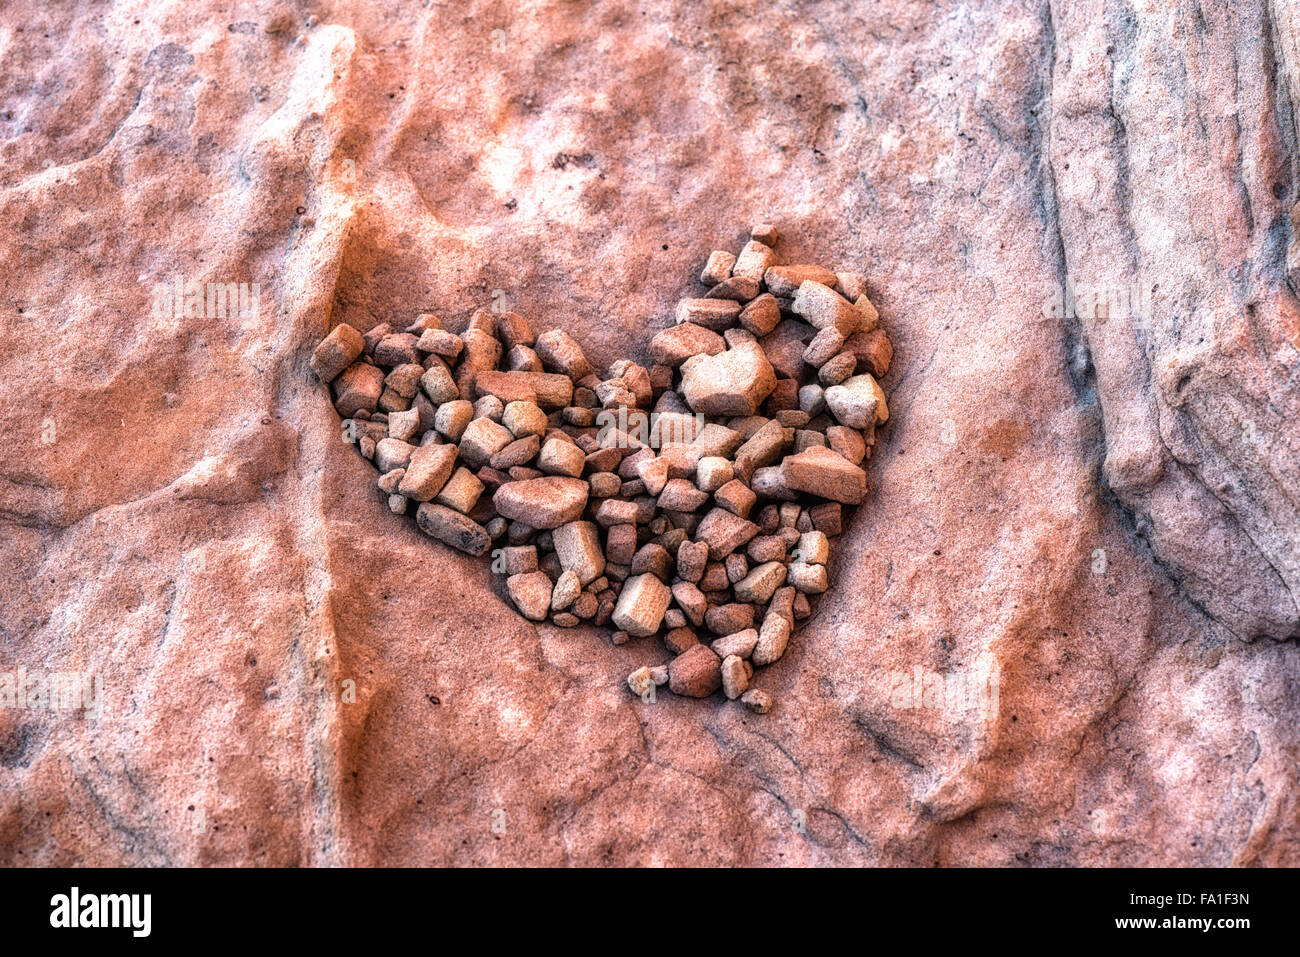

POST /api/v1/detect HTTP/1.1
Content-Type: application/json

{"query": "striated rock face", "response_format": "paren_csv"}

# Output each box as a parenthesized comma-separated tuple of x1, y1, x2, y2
(0, 0, 1297, 867)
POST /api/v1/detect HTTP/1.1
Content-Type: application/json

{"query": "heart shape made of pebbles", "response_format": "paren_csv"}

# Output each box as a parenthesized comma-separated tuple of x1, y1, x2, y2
(311, 224, 892, 713)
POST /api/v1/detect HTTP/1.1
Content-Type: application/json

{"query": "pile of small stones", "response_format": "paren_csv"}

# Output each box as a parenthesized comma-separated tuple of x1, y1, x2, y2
(311, 224, 891, 714)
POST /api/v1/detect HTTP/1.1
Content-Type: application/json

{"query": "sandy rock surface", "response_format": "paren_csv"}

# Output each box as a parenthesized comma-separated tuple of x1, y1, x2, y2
(1, 1, 1297, 865)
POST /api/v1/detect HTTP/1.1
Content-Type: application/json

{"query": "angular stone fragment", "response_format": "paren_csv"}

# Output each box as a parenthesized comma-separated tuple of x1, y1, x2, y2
(663, 626, 699, 655)
(668, 644, 723, 698)
(704, 276, 760, 301)
(845, 329, 892, 378)
(456, 327, 502, 397)
(792, 280, 865, 334)
(507, 344, 542, 372)
(787, 561, 829, 594)
(804, 325, 847, 367)
(507, 570, 553, 621)
(675, 298, 742, 331)
(808, 501, 843, 536)
(819, 351, 858, 386)
(493, 476, 589, 529)
(714, 478, 757, 519)
(459, 417, 514, 467)
(596, 498, 640, 527)
(758, 319, 817, 380)
(741, 688, 773, 714)
(700, 249, 736, 286)
(553, 521, 605, 585)
(792, 592, 812, 619)
(375, 437, 417, 473)
(551, 569, 581, 612)
(690, 423, 745, 460)
(750, 466, 797, 501)
(835, 272, 869, 301)
(434, 400, 473, 441)
(362, 322, 392, 355)
(473, 394, 504, 422)
(374, 333, 421, 366)
(588, 471, 621, 498)
(503, 545, 538, 575)
(734, 561, 787, 604)
(695, 507, 760, 560)
(658, 478, 709, 513)
(420, 362, 459, 404)
(434, 466, 484, 514)
(825, 425, 866, 465)
(750, 223, 778, 245)
(332, 362, 386, 417)
(398, 442, 457, 501)
(721, 655, 749, 700)
(731, 239, 776, 283)
(387, 408, 420, 442)
(711, 628, 759, 659)
(490, 434, 540, 469)
(705, 603, 755, 635)
(416, 328, 464, 360)
(780, 445, 867, 504)
(679, 340, 777, 417)
(612, 573, 673, 637)
(796, 530, 830, 566)
(695, 456, 734, 493)
(495, 311, 535, 350)
(649, 322, 727, 367)
(752, 612, 792, 666)
(733, 419, 786, 481)
(472, 370, 537, 406)
(416, 502, 491, 557)
(312, 323, 365, 382)
(627, 666, 656, 698)
(725, 553, 748, 583)
(733, 294, 779, 340)
(535, 329, 594, 380)
(538, 436, 586, 478)
(606, 523, 637, 564)
(764, 264, 837, 298)
(825, 373, 888, 428)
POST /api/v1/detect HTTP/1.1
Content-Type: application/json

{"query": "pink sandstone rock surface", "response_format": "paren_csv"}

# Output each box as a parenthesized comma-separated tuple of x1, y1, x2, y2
(1, 1, 1297, 866)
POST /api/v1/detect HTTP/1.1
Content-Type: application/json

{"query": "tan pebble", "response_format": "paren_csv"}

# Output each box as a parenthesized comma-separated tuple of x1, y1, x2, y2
(711, 628, 758, 659)
(721, 654, 749, 700)
(752, 612, 791, 666)
(612, 573, 673, 637)
(700, 250, 736, 286)
(627, 666, 655, 697)
(311, 323, 365, 382)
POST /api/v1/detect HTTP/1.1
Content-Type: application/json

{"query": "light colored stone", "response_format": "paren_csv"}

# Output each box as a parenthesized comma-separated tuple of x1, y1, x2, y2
(612, 573, 673, 637)
(434, 466, 484, 514)
(507, 571, 553, 621)
(553, 521, 606, 585)
(493, 477, 590, 529)
(721, 654, 749, 700)
(679, 340, 777, 417)
(733, 561, 787, 604)
(825, 373, 888, 428)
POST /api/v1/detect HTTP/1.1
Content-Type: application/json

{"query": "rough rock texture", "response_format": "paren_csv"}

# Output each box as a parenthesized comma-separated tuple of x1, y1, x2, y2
(0, 1, 1297, 867)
